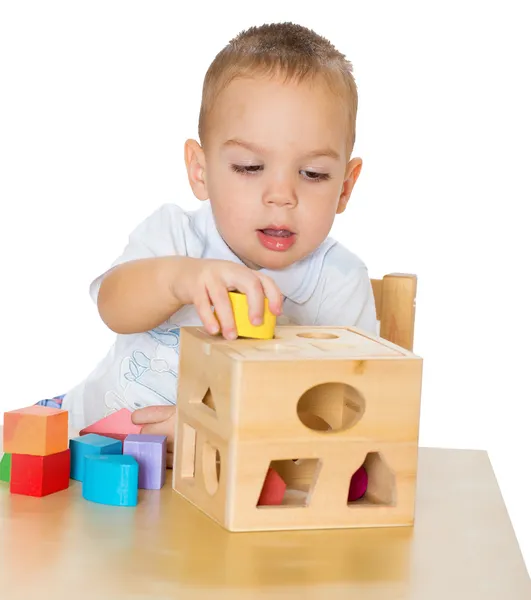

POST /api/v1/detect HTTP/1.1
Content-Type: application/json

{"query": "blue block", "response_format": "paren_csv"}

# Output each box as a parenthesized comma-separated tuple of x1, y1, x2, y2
(82, 454, 139, 507)
(69, 433, 122, 481)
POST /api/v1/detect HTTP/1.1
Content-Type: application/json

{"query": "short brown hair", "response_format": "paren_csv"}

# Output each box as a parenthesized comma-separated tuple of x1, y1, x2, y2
(198, 22, 358, 156)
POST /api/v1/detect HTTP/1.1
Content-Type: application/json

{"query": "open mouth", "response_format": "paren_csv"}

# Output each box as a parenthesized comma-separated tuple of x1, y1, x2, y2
(257, 227, 297, 252)
(259, 228, 294, 238)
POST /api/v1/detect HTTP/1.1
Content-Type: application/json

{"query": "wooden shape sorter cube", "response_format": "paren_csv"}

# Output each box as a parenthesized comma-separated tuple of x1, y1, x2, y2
(3, 405, 68, 456)
(172, 325, 423, 532)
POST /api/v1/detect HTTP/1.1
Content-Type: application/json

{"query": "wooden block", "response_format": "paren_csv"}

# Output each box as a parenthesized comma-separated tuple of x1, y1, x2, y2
(3, 405, 68, 456)
(257, 467, 286, 506)
(123, 434, 166, 490)
(82, 454, 138, 506)
(10, 449, 70, 497)
(79, 408, 142, 441)
(173, 325, 423, 531)
(379, 274, 417, 351)
(0, 453, 12, 482)
(69, 434, 123, 481)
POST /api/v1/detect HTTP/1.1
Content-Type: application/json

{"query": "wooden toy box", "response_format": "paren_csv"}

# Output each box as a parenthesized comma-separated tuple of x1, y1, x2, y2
(172, 325, 423, 532)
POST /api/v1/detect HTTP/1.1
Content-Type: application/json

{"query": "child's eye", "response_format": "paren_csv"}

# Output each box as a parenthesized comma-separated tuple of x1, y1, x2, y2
(230, 164, 330, 182)
(231, 164, 263, 174)
(302, 170, 331, 182)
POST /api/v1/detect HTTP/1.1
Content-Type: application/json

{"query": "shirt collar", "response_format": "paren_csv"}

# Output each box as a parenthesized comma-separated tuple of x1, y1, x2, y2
(191, 200, 336, 304)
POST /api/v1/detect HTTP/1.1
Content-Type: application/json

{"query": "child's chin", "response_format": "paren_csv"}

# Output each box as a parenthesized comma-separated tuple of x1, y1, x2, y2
(255, 250, 297, 271)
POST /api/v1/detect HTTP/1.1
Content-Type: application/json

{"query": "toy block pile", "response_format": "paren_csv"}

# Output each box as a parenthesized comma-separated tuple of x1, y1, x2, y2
(2, 405, 70, 497)
(1, 407, 167, 507)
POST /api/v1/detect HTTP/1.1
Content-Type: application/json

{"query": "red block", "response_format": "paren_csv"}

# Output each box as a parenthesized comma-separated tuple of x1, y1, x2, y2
(10, 449, 70, 497)
(257, 467, 287, 506)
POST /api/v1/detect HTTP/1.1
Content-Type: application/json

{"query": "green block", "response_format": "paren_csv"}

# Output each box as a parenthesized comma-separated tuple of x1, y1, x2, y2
(0, 452, 12, 482)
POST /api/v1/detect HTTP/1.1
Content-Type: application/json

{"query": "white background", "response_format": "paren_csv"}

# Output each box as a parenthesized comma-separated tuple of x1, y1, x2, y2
(0, 0, 529, 575)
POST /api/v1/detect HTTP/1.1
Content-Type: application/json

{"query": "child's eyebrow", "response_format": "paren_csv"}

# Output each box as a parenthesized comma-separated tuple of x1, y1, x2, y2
(222, 138, 340, 161)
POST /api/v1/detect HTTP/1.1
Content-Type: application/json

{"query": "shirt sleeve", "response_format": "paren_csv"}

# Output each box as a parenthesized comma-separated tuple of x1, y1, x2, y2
(313, 245, 378, 335)
(88, 203, 192, 304)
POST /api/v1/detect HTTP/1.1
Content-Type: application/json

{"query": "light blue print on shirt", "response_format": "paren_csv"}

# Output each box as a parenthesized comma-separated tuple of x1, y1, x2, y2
(104, 326, 182, 412)
(147, 326, 181, 352)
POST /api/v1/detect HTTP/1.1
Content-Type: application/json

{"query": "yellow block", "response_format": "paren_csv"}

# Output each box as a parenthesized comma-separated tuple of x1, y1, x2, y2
(229, 292, 276, 339)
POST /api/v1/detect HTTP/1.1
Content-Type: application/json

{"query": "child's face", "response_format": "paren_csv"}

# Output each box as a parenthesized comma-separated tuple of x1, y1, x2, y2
(186, 74, 362, 270)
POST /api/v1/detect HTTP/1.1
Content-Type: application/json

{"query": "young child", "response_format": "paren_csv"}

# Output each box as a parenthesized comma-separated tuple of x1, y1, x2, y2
(37, 22, 377, 465)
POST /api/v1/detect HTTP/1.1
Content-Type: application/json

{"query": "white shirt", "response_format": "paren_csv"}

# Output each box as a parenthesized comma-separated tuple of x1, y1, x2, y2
(62, 201, 377, 429)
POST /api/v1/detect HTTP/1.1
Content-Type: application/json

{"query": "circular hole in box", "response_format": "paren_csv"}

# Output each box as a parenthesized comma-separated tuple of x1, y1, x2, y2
(297, 383, 365, 432)
(297, 332, 339, 339)
(203, 442, 221, 495)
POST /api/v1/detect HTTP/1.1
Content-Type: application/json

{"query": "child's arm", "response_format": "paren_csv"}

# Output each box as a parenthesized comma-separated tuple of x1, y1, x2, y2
(97, 255, 283, 339)
(97, 256, 187, 334)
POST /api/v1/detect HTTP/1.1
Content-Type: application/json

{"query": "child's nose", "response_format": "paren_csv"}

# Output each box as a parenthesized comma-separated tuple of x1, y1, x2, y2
(263, 185, 298, 208)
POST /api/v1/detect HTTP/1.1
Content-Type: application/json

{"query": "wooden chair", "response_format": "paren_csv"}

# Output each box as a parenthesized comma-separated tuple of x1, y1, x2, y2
(370, 273, 417, 351)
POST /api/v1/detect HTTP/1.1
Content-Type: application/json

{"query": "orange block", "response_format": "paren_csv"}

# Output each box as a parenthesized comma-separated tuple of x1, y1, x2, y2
(3, 406, 68, 457)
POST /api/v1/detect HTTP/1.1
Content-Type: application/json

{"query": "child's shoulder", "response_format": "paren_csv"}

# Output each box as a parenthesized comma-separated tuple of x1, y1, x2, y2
(311, 238, 376, 330)
(310, 238, 369, 287)
(320, 238, 368, 274)
(317, 238, 372, 302)
(129, 201, 211, 254)
(139, 201, 202, 231)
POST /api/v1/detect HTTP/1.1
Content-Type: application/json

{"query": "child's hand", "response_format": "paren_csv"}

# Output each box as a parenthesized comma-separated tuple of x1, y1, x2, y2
(175, 258, 283, 340)
(132, 405, 176, 468)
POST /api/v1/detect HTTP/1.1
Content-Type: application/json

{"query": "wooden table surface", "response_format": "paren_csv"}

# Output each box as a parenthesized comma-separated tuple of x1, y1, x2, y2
(0, 429, 529, 600)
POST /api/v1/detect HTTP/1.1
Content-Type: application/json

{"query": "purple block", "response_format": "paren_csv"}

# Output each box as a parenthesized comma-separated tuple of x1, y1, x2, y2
(123, 434, 167, 490)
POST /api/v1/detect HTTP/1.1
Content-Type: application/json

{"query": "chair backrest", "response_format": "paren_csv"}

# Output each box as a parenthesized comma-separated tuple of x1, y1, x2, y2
(370, 273, 417, 351)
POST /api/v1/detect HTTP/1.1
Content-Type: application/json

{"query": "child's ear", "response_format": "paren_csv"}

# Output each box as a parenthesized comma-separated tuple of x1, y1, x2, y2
(337, 157, 363, 214)
(184, 139, 209, 200)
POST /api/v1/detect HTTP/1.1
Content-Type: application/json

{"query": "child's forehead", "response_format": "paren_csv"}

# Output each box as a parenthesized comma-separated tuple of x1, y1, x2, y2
(208, 75, 350, 151)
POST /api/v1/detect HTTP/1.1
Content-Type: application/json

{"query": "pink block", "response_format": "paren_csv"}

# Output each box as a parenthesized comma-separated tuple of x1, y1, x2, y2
(257, 468, 287, 506)
(79, 409, 142, 441)
(348, 465, 368, 502)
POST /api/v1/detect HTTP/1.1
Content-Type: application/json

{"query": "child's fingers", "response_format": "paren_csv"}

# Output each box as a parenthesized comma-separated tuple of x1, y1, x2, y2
(132, 404, 175, 425)
(242, 273, 265, 325)
(235, 276, 266, 325)
(194, 287, 220, 335)
(207, 283, 237, 339)
(256, 273, 283, 316)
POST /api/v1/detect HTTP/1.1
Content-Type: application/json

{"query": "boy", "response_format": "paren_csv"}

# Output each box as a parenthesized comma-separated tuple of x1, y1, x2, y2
(38, 22, 377, 465)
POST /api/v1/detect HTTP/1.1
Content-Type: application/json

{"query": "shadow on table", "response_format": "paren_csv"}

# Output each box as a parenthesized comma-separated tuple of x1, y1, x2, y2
(0, 471, 414, 594)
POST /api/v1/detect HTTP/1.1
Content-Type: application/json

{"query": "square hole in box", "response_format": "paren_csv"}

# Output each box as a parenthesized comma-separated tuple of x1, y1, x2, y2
(257, 458, 321, 508)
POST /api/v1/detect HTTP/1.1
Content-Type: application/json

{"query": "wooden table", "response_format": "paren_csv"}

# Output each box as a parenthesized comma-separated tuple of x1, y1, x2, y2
(0, 429, 529, 600)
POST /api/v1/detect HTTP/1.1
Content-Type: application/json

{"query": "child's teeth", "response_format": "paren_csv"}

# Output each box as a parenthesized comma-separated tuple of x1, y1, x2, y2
(263, 229, 291, 237)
